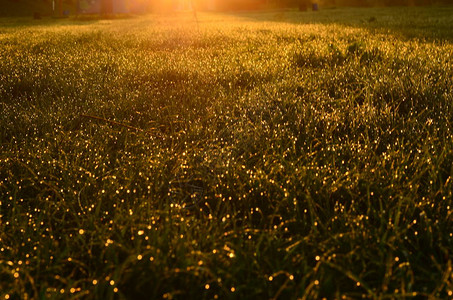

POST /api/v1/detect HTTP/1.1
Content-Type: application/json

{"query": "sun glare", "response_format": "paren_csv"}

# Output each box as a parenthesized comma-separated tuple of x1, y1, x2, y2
(77, 0, 270, 14)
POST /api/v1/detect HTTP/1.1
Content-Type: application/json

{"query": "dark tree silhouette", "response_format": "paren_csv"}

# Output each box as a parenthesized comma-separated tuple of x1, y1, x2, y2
(101, 0, 112, 14)
(299, 0, 308, 10)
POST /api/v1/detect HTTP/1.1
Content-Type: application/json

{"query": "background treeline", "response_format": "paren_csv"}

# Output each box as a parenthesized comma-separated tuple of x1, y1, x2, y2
(195, 0, 453, 10)
(314, 0, 453, 6)
(0, 0, 74, 17)
(270, 0, 452, 8)
(1, 0, 453, 17)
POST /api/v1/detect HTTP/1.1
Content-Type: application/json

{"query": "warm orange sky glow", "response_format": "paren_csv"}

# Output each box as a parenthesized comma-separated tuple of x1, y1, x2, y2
(78, 0, 270, 14)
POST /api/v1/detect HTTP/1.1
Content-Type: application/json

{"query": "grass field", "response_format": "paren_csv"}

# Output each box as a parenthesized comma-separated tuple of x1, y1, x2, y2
(1, 6, 453, 299)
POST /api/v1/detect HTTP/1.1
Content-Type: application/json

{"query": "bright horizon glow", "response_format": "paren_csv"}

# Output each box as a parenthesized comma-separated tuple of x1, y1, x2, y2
(78, 0, 271, 14)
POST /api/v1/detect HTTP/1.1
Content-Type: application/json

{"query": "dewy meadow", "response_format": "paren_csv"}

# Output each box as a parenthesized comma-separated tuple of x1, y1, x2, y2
(0, 4, 452, 299)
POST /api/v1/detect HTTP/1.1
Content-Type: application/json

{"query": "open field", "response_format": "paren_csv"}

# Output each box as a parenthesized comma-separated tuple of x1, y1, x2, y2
(1, 6, 453, 299)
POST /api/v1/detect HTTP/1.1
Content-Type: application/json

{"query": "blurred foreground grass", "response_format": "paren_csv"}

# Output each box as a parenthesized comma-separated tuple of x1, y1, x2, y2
(1, 6, 453, 299)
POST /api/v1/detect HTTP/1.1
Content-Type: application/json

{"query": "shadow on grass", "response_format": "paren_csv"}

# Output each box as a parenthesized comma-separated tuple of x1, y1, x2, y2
(225, 5, 453, 43)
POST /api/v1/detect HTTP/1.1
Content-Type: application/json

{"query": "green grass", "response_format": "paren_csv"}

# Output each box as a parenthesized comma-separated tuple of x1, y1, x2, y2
(1, 6, 453, 299)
